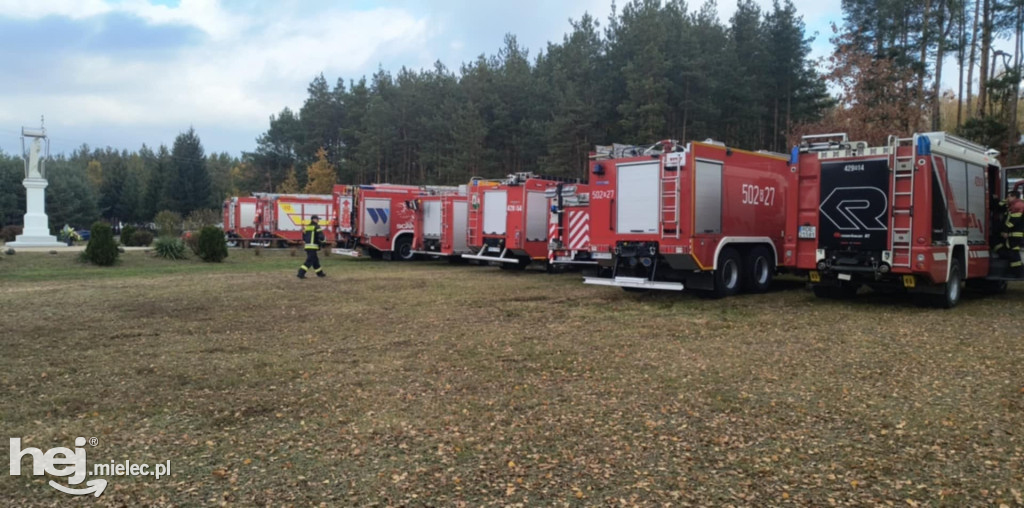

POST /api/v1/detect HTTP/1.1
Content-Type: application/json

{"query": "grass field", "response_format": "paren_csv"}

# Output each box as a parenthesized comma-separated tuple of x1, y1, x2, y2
(1, 249, 1023, 506)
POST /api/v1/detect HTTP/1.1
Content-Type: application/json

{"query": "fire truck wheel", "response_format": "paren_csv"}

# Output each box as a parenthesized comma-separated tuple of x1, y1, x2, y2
(710, 248, 742, 298)
(253, 233, 272, 248)
(395, 237, 416, 261)
(742, 246, 774, 293)
(937, 258, 964, 309)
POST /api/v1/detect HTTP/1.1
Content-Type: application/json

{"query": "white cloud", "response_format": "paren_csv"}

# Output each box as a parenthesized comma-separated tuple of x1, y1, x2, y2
(7, 2, 430, 139)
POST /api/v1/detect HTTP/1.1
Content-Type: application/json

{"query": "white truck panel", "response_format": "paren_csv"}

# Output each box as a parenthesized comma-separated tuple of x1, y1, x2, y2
(526, 191, 548, 241)
(452, 200, 469, 252)
(616, 161, 660, 234)
(362, 197, 392, 237)
(483, 190, 508, 235)
(423, 200, 442, 239)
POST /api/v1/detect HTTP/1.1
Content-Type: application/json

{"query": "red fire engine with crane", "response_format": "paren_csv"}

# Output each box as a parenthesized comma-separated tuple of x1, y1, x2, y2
(546, 182, 596, 269)
(331, 184, 458, 260)
(463, 173, 578, 269)
(789, 132, 1020, 308)
(409, 188, 472, 260)
(583, 140, 794, 296)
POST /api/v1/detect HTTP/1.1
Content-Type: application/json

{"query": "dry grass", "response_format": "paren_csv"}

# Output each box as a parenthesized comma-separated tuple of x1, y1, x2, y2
(1, 250, 1023, 506)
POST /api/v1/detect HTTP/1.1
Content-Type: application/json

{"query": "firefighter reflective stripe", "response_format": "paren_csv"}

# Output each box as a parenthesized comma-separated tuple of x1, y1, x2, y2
(303, 225, 320, 250)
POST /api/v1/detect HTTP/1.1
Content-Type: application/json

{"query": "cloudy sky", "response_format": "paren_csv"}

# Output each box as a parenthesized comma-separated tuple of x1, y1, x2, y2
(0, 0, 842, 157)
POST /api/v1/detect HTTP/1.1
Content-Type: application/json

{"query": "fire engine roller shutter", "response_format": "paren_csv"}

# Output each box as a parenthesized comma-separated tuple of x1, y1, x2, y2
(694, 159, 723, 234)
(616, 161, 660, 234)
(423, 200, 442, 239)
(363, 197, 391, 237)
(483, 190, 508, 235)
(526, 191, 548, 241)
(452, 200, 469, 252)
(818, 159, 889, 251)
(240, 202, 256, 228)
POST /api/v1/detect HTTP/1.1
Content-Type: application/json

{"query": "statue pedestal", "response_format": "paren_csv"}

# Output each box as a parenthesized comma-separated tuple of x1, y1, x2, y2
(7, 178, 64, 248)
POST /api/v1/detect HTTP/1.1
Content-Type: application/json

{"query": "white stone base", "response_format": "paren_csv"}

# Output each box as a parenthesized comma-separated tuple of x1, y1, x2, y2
(8, 177, 64, 248)
(7, 236, 66, 248)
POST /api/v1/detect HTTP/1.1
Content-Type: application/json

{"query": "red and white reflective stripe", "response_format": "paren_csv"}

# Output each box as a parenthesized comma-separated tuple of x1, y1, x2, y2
(548, 219, 557, 262)
(567, 210, 590, 251)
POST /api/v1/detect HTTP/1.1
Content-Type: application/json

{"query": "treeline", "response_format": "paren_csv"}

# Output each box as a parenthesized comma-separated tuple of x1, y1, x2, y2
(809, 0, 1024, 162)
(242, 0, 828, 191)
(0, 128, 238, 228)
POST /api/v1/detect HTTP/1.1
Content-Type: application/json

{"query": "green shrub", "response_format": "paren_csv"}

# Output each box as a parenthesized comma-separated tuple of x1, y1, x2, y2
(130, 230, 154, 246)
(120, 225, 137, 246)
(153, 236, 188, 260)
(184, 209, 222, 231)
(154, 210, 183, 238)
(197, 226, 228, 262)
(0, 225, 22, 242)
(84, 222, 119, 266)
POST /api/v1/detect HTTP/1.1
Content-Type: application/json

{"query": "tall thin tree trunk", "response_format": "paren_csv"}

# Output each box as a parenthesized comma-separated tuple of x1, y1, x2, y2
(967, 0, 980, 121)
(932, 0, 952, 131)
(979, 0, 992, 117)
(957, 0, 967, 127)
(1010, 2, 1024, 152)
(919, 0, 932, 131)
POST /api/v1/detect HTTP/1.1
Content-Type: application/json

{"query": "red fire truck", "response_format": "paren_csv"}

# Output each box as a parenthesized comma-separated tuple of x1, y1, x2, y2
(223, 193, 335, 247)
(463, 173, 576, 269)
(223, 196, 261, 247)
(546, 182, 596, 269)
(789, 132, 1019, 308)
(410, 190, 472, 259)
(583, 140, 793, 296)
(332, 184, 458, 260)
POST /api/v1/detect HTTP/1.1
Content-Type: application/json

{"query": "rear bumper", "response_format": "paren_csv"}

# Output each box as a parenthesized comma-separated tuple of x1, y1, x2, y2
(583, 276, 684, 291)
(330, 248, 362, 257)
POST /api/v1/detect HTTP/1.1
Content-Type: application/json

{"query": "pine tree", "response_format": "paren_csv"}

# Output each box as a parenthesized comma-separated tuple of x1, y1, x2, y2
(169, 127, 211, 215)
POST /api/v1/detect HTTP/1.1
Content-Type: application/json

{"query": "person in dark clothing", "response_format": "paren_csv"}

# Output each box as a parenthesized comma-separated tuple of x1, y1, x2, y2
(1001, 190, 1024, 277)
(297, 215, 326, 279)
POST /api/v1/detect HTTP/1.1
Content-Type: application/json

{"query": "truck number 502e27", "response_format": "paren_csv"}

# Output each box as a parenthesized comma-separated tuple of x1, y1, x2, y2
(741, 184, 776, 207)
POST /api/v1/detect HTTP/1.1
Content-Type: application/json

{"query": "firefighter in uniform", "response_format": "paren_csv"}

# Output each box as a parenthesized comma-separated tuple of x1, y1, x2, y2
(994, 190, 1024, 277)
(1004, 191, 1024, 277)
(297, 215, 326, 279)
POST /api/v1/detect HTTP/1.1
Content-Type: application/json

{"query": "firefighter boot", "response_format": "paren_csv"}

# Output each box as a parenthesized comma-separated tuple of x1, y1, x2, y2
(316, 270, 326, 278)
(297, 266, 308, 279)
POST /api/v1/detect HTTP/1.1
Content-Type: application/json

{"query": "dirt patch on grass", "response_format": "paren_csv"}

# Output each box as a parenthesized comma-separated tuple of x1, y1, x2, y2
(1, 253, 1022, 505)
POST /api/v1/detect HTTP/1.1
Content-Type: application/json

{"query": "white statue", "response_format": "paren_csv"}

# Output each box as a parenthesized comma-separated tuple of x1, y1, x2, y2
(26, 138, 42, 178)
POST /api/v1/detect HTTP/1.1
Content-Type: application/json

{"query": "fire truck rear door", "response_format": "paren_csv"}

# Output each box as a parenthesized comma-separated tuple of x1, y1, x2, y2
(616, 161, 660, 234)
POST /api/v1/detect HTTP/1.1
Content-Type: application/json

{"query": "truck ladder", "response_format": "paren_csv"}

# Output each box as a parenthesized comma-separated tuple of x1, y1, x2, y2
(660, 163, 681, 239)
(888, 135, 916, 268)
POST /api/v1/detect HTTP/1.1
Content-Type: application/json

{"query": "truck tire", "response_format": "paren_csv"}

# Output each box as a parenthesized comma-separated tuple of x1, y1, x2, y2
(710, 247, 742, 298)
(225, 234, 239, 248)
(395, 236, 415, 261)
(253, 233, 272, 248)
(937, 258, 964, 308)
(742, 246, 774, 293)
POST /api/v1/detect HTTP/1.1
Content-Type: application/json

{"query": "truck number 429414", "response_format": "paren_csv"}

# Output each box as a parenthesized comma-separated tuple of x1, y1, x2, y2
(741, 184, 776, 207)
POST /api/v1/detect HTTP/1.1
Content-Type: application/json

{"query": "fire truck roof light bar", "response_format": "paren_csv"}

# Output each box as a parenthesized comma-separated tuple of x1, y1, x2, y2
(583, 276, 684, 291)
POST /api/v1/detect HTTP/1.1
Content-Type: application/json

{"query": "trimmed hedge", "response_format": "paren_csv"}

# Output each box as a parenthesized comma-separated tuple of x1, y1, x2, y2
(196, 226, 228, 262)
(84, 222, 119, 266)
